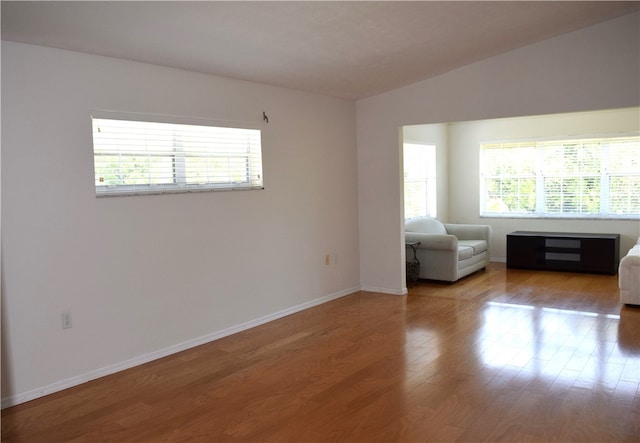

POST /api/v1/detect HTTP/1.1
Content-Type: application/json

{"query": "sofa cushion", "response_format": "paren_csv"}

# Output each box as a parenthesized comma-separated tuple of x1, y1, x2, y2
(458, 240, 488, 255)
(458, 245, 474, 260)
(405, 217, 447, 235)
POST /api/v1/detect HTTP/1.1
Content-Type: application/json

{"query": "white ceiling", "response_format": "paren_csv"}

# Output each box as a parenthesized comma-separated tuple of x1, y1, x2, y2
(2, 1, 638, 100)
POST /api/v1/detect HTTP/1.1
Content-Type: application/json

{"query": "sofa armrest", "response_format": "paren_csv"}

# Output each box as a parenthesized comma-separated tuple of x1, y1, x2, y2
(405, 232, 457, 251)
(444, 223, 491, 241)
(619, 251, 640, 289)
(619, 247, 640, 274)
(619, 252, 640, 268)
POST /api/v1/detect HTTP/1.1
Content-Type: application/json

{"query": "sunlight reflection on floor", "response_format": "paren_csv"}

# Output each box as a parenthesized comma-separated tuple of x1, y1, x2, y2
(479, 301, 639, 393)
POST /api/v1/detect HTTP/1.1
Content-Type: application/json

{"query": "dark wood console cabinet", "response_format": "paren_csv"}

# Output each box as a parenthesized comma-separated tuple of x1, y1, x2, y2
(507, 231, 620, 275)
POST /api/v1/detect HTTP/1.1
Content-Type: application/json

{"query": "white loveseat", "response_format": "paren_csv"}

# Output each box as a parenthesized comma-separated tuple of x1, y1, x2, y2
(619, 237, 640, 305)
(405, 217, 491, 282)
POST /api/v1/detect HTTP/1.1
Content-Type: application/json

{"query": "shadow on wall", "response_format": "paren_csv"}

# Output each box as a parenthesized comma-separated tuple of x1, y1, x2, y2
(1, 255, 15, 405)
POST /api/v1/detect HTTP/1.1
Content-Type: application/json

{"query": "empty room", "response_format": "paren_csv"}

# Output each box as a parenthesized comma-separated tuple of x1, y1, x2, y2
(2, 2, 639, 442)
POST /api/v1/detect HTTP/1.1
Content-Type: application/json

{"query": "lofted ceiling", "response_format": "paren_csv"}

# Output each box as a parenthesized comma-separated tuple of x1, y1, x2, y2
(2, 1, 638, 100)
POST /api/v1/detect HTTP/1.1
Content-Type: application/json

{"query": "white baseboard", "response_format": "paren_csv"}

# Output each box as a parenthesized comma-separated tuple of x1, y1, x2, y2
(1, 286, 360, 409)
(360, 285, 407, 295)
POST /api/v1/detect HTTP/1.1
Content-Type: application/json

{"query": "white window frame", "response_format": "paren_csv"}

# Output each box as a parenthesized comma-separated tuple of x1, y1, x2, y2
(479, 135, 640, 219)
(403, 143, 437, 219)
(91, 112, 264, 197)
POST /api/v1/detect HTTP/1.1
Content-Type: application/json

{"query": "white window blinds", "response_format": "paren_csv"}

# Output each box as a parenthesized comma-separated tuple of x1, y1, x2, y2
(403, 143, 437, 219)
(480, 136, 640, 218)
(92, 117, 263, 197)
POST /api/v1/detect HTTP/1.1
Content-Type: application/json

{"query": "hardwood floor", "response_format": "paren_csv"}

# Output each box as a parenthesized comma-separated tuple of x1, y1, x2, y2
(2, 263, 639, 442)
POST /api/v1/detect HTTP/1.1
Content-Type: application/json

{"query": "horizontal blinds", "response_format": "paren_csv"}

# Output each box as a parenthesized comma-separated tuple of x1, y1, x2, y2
(540, 139, 602, 215)
(92, 118, 263, 196)
(481, 143, 537, 214)
(480, 136, 640, 217)
(403, 143, 436, 219)
(604, 138, 640, 215)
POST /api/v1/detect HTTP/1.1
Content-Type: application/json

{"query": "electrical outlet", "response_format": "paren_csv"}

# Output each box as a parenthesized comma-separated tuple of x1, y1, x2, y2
(324, 254, 330, 266)
(62, 311, 72, 330)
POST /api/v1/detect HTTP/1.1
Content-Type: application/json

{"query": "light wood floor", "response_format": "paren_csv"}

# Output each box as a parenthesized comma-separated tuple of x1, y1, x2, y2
(2, 263, 639, 442)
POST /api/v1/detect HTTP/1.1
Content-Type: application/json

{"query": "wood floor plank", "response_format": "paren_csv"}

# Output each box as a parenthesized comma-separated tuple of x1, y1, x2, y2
(3, 263, 639, 442)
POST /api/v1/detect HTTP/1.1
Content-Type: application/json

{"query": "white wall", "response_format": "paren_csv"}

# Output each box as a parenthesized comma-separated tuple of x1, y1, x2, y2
(1, 42, 360, 405)
(448, 107, 640, 260)
(357, 12, 640, 294)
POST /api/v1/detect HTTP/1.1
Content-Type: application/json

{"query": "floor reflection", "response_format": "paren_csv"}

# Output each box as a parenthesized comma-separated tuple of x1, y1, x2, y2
(618, 306, 640, 356)
(478, 301, 640, 393)
(404, 265, 638, 441)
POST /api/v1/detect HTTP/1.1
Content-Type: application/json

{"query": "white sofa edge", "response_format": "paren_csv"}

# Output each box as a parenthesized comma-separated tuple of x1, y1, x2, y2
(619, 237, 640, 306)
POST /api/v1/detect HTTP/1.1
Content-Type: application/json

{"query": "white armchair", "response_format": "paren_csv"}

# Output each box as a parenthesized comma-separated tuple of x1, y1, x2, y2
(405, 217, 491, 282)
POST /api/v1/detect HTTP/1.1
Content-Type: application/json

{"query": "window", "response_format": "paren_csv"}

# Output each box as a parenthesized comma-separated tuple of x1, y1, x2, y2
(403, 143, 436, 219)
(480, 136, 640, 218)
(92, 117, 263, 197)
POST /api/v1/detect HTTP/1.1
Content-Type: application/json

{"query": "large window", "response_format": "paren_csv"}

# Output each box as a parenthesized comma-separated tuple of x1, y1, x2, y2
(480, 136, 640, 218)
(92, 117, 263, 197)
(404, 143, 436, 219)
